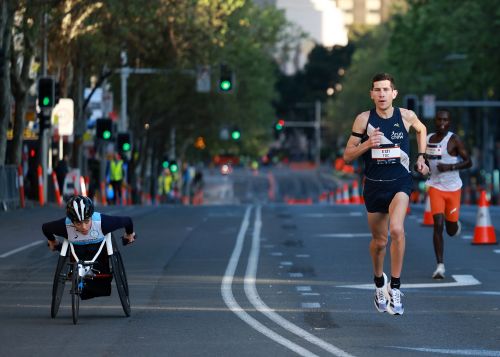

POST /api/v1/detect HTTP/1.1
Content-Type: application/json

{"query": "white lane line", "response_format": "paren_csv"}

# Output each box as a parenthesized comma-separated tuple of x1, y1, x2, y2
(296, 254, 310, 258)
(301, 302, 321, 309)
(296, 286, 312, 292)
(221, 207, 319, 357)
(289, 273, 303, 278)
(389, 346, 500, 356)
(493, 250, 500, 254)
(301, 293, 320, 296)
(338, 275, 481, 289)
(244, 205, 355, 357)
(280, 261, 293, 266)
(303, 212, 363, 218)
(0, 240, 44, 258)
(271, 252, 283, 256)
(315, 233, 372, 238)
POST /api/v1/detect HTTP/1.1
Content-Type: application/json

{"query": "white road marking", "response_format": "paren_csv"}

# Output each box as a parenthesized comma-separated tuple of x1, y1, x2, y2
(244, 206, 355, 357)
(280, 261, 293, 266)
(389, 346, 500, 356)
(296, 254, 310, 258)
(462, 234, 473, 240)
(315, 233, 372, 238)
(271, 252, 283, 256)
(0, 240, 44, 258)
(338, 275, 480, 290)
(303, 212, 363, 218)
(301, 293, 320, 296)
(221, 207, 319, 357)
(296, 286, 312, 292)
(301, 302, 321, 309)
(289, 273, 304, 278)
(493, 250, 500, 254)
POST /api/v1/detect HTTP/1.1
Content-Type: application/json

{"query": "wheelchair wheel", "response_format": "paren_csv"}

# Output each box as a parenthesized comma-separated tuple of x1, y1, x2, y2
(51, 253, 70, 318)
(111, 253, 131, 317)
(71, 262, 81, 325)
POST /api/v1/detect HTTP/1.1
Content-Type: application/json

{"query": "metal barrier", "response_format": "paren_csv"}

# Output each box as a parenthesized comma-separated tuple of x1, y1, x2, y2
(0, 165, 20, 211)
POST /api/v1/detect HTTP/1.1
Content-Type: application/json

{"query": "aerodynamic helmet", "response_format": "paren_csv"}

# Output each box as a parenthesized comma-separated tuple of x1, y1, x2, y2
(66, 195, 94, 222)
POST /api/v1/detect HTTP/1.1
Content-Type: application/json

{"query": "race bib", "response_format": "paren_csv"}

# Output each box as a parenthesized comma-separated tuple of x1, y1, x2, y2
(426, 143, 442, 160)
(371, 144, 401, 165)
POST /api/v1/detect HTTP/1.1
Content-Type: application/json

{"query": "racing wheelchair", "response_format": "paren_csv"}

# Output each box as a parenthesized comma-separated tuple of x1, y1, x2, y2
(50, 233, 130, 324)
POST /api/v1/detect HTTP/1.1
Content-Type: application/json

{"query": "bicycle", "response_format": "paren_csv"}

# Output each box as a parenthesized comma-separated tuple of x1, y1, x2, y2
(51, 233, 131, 324)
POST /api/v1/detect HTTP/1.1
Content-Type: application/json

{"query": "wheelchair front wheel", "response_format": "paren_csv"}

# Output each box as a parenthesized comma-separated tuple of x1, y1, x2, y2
(71, 262, 81, 325)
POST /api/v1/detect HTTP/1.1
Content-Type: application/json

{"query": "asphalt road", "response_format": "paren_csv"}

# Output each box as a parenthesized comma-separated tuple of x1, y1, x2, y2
(0, 167, 499, 357)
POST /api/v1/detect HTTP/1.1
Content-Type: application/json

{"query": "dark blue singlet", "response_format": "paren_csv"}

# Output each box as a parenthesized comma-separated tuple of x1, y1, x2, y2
(361, 108, 413, 213)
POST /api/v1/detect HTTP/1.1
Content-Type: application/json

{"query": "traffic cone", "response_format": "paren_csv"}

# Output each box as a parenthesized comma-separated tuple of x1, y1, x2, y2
(335, 188, 342, 204)
(350, 180, 362, 204)
(342, 183, 350, 204)
(472, 190, 497, 245)
(422, 194, 433, 226)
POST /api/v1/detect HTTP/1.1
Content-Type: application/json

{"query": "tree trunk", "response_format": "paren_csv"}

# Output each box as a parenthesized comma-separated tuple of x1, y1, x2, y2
(0, 0, 14, 165)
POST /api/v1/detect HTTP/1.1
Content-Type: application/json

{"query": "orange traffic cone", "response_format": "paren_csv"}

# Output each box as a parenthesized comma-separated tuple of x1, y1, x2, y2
(472, 191, 497, 245)
(335, 187, 342, 204)
(422, 194, 433, 225)
(351, 180, 362, 204)
(342, 183, 350, 204)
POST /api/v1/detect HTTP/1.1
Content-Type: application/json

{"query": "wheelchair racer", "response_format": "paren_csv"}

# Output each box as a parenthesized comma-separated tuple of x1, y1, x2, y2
(42, 195, 135, 299)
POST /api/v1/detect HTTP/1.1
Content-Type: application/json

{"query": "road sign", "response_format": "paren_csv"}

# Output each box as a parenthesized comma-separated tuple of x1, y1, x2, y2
(423, 94, 436, 119)
(51, 98, 74, 135)
(196, 65, 211, 93)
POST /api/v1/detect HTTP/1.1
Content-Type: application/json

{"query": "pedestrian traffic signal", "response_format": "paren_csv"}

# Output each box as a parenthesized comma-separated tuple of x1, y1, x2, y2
(275, 119, 285, 131)
(219, 64, 234, 92)
(231, 127, 241, 140)
(162, 157, 169, 169)
(117, 132, 132, 152)
(96, 118, 113, 140)
(38, 77, 55, 108)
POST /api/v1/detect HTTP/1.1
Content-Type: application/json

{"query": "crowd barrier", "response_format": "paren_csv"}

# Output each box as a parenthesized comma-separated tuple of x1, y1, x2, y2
(0, 165, 20, 210)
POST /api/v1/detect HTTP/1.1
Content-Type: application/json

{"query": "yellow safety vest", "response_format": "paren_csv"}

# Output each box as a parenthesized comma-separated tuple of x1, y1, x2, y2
(110, 160, 123, 181)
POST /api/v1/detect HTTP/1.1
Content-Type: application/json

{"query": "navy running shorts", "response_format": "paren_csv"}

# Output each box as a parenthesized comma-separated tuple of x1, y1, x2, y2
(363, 174, 413, 213)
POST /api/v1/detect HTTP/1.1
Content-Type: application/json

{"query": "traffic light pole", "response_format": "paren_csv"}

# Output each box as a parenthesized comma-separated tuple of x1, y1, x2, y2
(281, 100, 322, 167)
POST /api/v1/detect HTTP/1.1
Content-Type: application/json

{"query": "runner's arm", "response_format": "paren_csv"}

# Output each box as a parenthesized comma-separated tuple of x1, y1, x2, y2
(343, 112, 373, 163)
(101, 214, 135, 243)
(42, 218, 67, 251)
(403, 109, 429, 175)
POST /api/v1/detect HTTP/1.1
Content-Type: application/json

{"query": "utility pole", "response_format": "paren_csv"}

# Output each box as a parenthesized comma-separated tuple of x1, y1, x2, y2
(40, 12, 50, 204)
(120, 50, 129, 132)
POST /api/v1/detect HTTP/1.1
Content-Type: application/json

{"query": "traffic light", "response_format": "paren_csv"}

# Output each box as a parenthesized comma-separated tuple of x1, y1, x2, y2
(169, 160, 179, 173)
(403, 94, 419, 115)
(37, 77, 55, 108)
(231, 127, 241, 140)
(219, 64, 234, 92)
(162, 157, 170, 169)
(275, 119, 285, 131)
(96, 118, 113, 140)
(117, 132, 132, 152)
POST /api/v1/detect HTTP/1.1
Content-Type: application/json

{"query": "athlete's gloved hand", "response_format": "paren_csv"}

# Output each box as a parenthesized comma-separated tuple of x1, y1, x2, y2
(122, 232, 136, 246)
(47, 239, 61, 252)
(415, 156, 429, 176)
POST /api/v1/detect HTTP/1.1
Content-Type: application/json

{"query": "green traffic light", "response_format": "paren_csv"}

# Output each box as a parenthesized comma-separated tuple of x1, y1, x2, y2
(231, 131, 241, 140)
(275, 123, 283, 130)
(162, 161, 169, 169)
(170, 164, 179, 173)
(122, 143, 131, 151)
(220, 80, 232, 91)
(103, 130, 111, 140)
(42, 97, 50, 106)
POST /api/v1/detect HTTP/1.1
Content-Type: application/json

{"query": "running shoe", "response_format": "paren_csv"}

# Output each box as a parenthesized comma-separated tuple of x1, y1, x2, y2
(450, 220, 462, 237)
(373, 273, 388, 313)
(432, 263, 446, 279)
(385, 285, 404, 315)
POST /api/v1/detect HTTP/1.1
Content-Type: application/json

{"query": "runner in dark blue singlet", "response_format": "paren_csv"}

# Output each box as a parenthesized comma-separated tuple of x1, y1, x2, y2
(343, 73, 429, 316)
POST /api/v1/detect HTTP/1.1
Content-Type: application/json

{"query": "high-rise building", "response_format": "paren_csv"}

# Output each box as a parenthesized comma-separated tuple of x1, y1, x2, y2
(332, 0, 394, 27)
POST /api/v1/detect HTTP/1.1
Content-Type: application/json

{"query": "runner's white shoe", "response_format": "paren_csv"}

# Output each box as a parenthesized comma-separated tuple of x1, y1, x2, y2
(384, 285, 404, 315)
(432, 263, 446, 279)
(373, 273, 388, 313)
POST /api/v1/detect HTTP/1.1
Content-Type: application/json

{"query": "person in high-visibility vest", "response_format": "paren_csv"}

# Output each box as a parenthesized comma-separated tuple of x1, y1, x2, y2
(107, 153, 124, 205)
